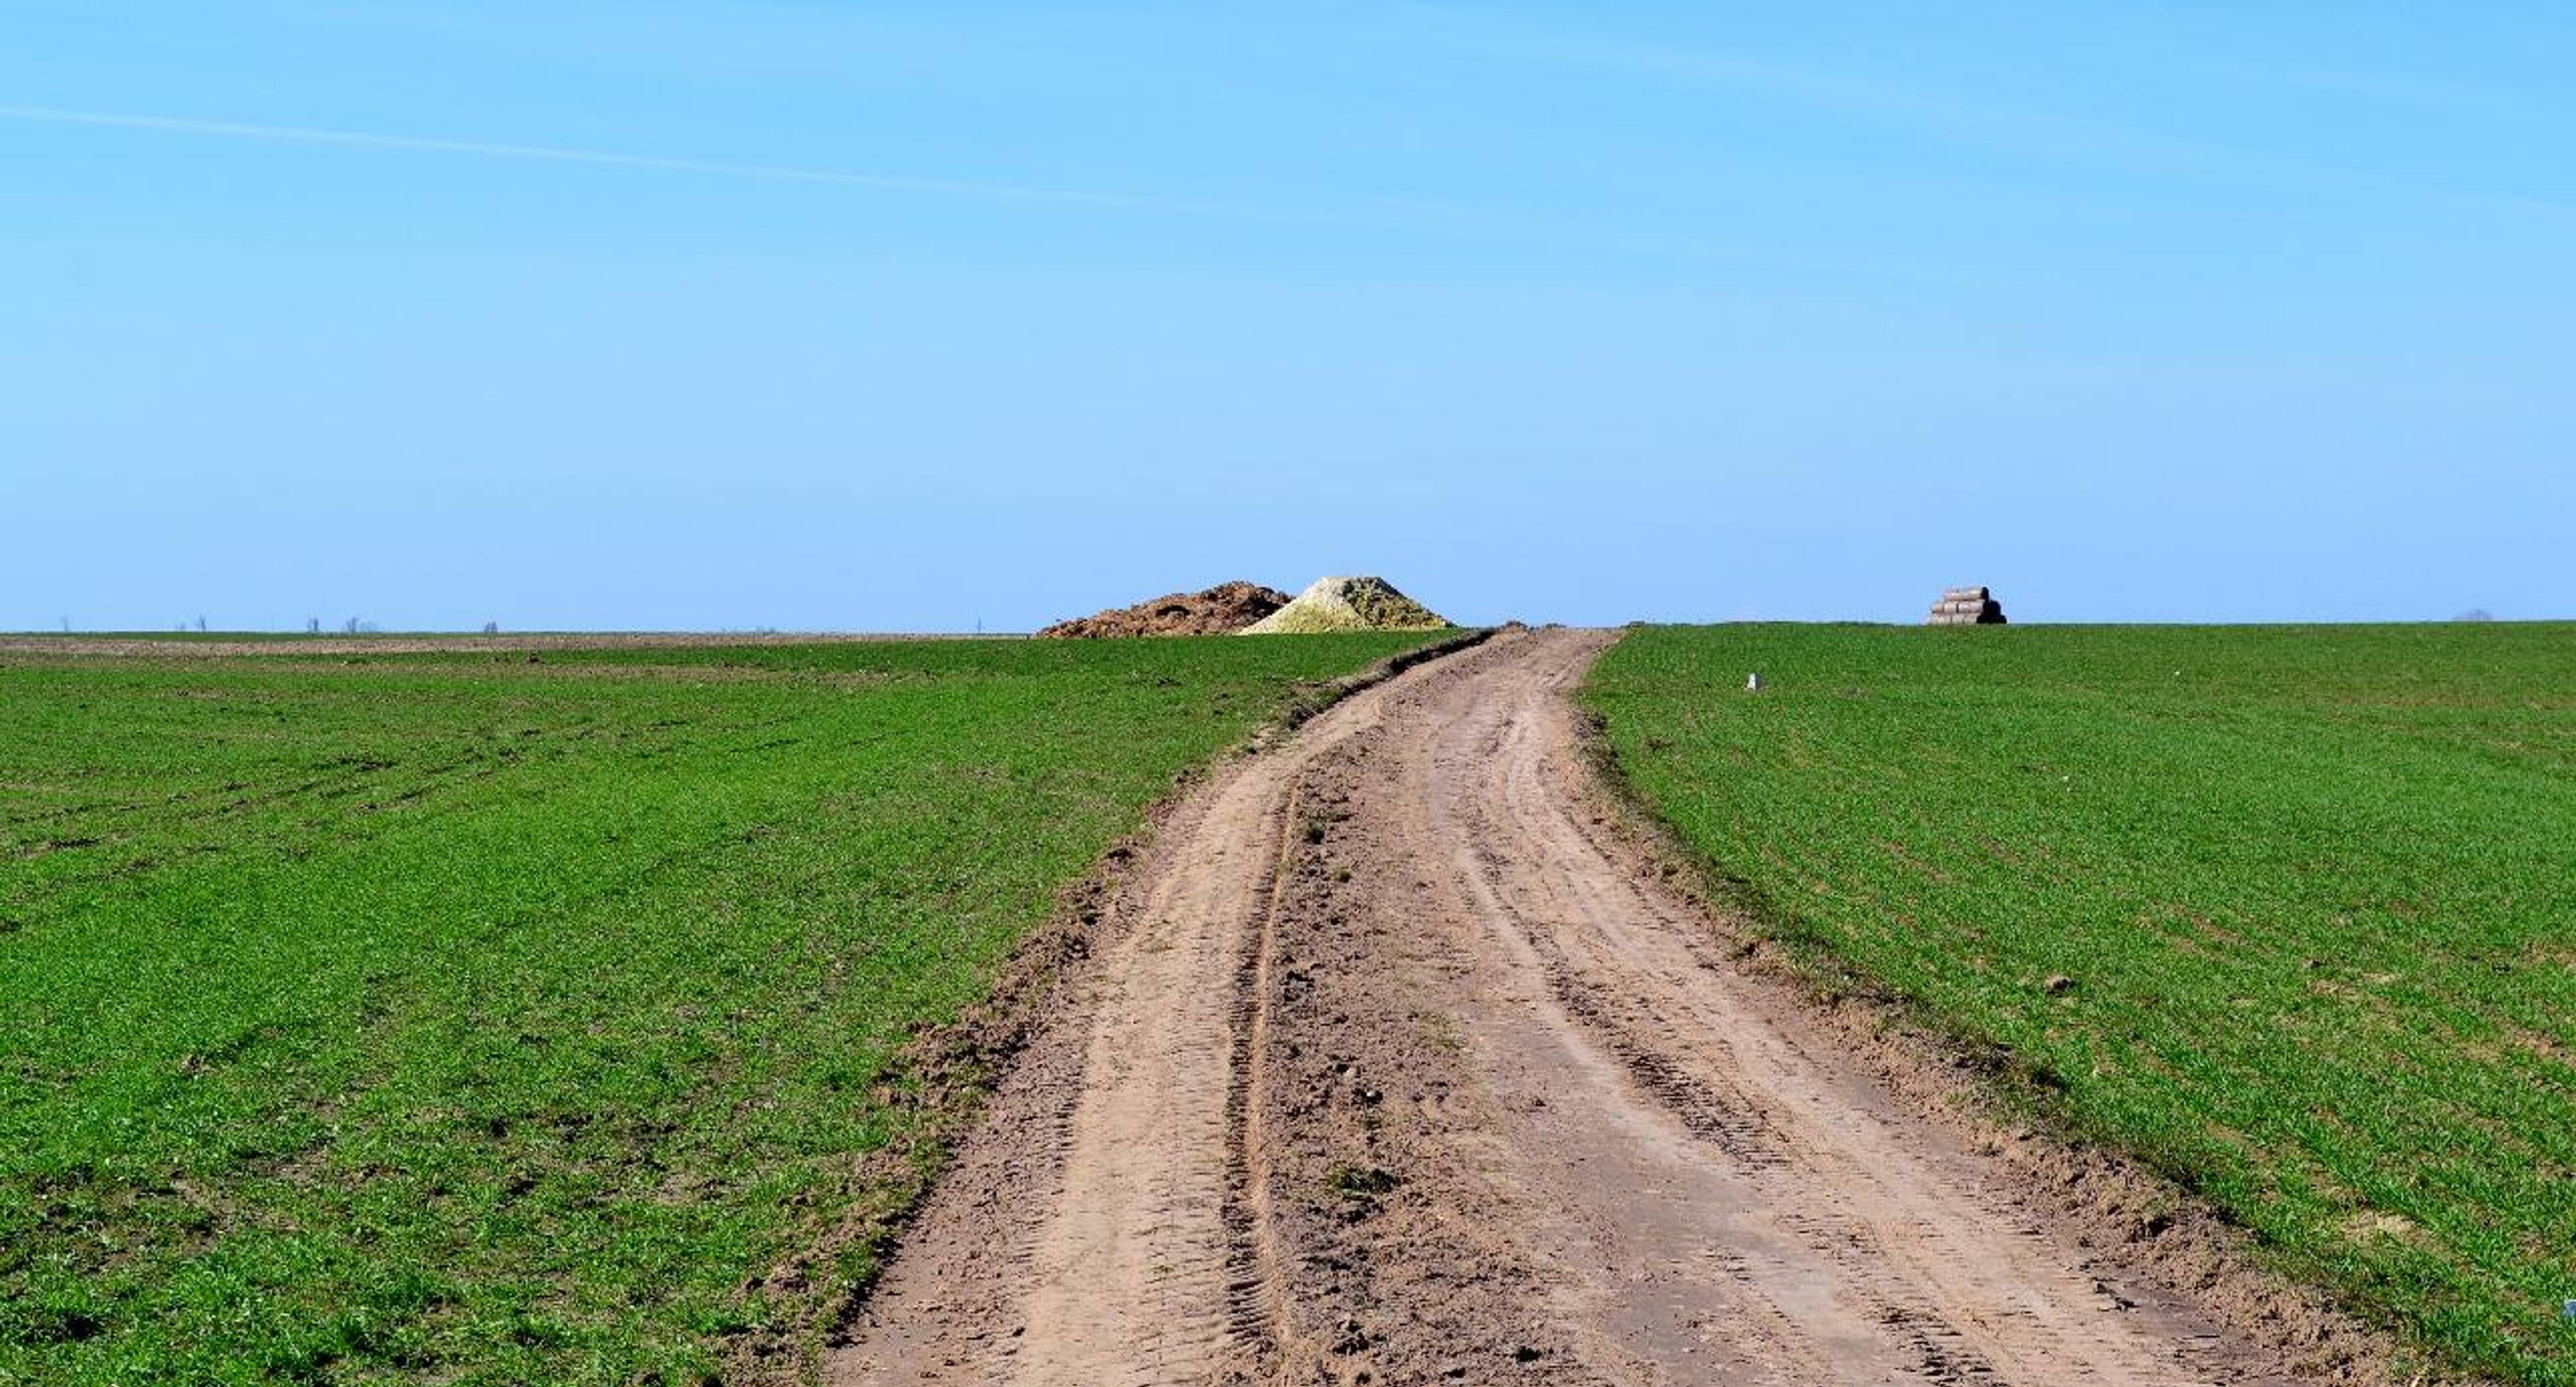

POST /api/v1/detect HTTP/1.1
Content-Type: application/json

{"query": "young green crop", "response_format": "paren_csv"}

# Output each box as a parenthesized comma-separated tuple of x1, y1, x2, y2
(1586, 622, 2576, 1385)
(0, 632, 1436, 1386)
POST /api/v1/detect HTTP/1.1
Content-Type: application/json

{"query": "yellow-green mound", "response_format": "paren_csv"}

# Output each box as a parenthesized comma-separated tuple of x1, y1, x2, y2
(1240, 576, 1448, 634)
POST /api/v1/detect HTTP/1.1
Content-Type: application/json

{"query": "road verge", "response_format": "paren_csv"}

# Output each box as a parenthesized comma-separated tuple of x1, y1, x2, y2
(739, 628, 1495, 1382)
(1569, 649, 2453, 1387)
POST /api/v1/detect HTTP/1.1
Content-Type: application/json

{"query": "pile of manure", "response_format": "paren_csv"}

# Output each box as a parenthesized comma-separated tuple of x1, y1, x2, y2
(1037, 581, 1291, 638)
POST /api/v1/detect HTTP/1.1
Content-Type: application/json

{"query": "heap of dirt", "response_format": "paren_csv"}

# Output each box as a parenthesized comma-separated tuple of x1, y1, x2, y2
(1240, 575, 1448, 634)
(1036, 581, 1291, 639)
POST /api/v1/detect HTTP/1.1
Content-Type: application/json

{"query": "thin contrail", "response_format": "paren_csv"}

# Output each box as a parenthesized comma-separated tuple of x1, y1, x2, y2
(0, 103, 1255, 217)
(0, 101, 2008, 278)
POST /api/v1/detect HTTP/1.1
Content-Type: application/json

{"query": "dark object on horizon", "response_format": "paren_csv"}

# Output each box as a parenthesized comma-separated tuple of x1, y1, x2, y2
(2454, 608, 2496, 622)
(1927, 586, 2008, 626)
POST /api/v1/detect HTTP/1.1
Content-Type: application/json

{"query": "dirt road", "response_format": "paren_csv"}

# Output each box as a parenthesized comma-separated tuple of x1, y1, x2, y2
(830, 628, 2321, 1386)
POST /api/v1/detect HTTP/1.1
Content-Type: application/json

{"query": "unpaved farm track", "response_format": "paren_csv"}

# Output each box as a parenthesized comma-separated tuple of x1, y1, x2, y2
(832, 628, 2343, 1386)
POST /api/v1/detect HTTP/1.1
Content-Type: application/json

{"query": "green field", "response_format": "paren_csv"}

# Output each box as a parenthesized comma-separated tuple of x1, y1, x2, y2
(1586, 622, 2576, 1384)
(0, 633, 1436, 1386)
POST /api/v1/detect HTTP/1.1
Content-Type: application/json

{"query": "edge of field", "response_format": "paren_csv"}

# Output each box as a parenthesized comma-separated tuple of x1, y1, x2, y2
(733, 626, 1497, 1384)
(0, 632, 1005, 658)
(1568, 634, 2475, 1387)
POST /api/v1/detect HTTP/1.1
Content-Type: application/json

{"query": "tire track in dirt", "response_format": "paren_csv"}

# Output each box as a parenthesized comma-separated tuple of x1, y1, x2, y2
(830, 663, 1413, 1386)
(830, 628, 2367, 1387)
(1396, 630, 2277, 1385)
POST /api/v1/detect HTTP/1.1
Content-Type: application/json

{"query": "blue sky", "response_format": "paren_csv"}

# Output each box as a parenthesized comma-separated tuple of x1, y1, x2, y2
(6, 2, 2569, 630)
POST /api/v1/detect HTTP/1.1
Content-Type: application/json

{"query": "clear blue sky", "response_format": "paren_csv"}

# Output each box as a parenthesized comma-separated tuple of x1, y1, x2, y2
(7, 3, 2569, 630)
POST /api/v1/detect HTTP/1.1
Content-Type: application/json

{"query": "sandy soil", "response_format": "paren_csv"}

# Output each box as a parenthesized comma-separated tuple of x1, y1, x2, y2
(828, 628, 2396, 1387)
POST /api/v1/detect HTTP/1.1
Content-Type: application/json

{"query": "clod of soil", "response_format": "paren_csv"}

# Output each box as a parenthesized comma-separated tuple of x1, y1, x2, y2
(1240, 576, 1448, 634)
(1038, 581, 1291, 639)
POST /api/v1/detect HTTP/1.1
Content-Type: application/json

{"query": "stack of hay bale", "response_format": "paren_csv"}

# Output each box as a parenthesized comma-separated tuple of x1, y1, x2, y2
(1927, 586, 2008, 626)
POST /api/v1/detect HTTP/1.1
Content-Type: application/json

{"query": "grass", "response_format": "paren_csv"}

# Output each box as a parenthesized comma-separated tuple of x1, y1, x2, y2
(1585, 622, 2576, 1385)
(0, 632, 1438, 1386)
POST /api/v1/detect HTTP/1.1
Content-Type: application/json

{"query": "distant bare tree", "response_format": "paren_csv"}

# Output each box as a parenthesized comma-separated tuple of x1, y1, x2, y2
(2455, 608, 2497, 622)
(307, 618, 321, 635)
(344, 617, 360, 635)
(483, 620, 500, 635)
(194, 615, 207, 633)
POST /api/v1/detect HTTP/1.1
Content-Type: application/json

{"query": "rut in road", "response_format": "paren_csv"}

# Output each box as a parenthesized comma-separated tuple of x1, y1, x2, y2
(831, 628, 2324, 1387)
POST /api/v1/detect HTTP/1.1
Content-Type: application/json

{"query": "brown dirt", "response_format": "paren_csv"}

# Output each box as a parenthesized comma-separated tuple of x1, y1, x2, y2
(1037, 582, 1291, 639)
(720, 633, 1491, 1383)
(826, 628, 2441, 1387)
